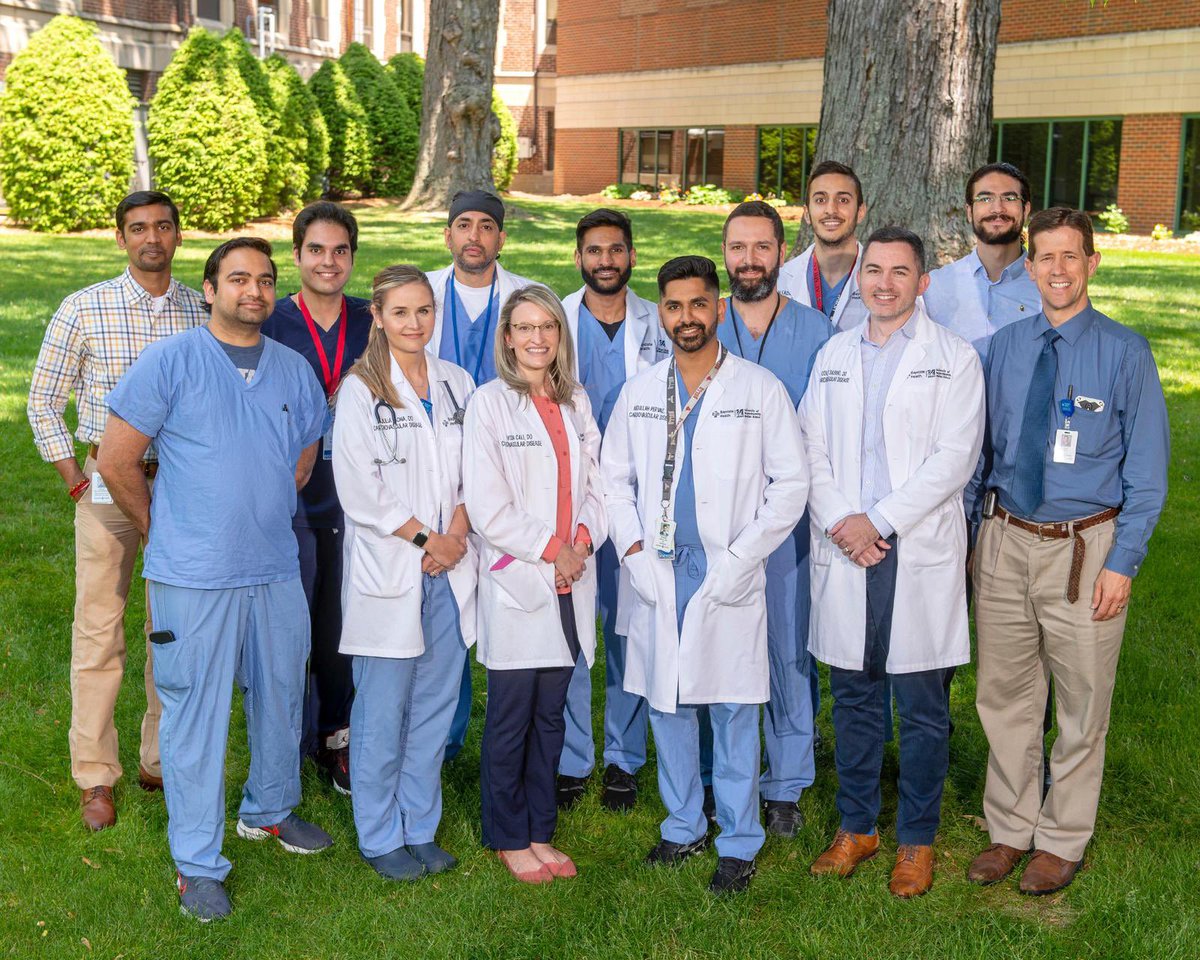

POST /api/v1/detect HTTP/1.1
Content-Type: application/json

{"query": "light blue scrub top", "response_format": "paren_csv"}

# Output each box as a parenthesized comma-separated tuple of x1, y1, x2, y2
(672, 366, 705, 550)
(107, 327, 329, 589)
(576, 301, 627, 433)
(806, 267, 851, 321)
(437, 276, 499, 385)
(718, 297, 833, 407)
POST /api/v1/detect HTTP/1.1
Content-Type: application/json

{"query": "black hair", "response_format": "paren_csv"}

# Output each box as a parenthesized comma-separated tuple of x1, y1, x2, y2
(292, 201, 359, 255)
(1027, 207, 1095, 258)
(863, 226, 927, 274)
(806, 160, 864, 205)
(723, 200, 786, 245)
(575, 208, 634, 251)
(965, 162, 1032, 207)
(657, 255, 720, 297)
(115, 191, 180, 232)
(203, 237, 278, 302)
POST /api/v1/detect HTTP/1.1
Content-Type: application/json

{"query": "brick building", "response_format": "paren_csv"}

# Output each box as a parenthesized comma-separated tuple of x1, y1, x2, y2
(553, 0, 1200, 233)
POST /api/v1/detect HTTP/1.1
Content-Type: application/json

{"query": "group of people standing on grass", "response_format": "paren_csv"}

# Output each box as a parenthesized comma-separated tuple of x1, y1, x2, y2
(27, 159, 1168, 922)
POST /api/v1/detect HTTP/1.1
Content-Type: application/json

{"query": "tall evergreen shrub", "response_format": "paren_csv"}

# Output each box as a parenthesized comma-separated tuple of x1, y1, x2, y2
(339, 43, 418, 197)
(308, 59, 372, 198)
(264, 54, 330, 208)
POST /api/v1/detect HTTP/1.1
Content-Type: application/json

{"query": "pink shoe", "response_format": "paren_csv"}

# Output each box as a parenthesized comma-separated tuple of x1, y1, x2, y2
(543, 856, 577, 878)
(496, 850, 554, 884)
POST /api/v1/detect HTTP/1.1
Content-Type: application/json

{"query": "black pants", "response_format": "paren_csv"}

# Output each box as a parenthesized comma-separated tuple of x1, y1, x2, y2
(480, 595, 579, 849)
(296, 524, 353, 753)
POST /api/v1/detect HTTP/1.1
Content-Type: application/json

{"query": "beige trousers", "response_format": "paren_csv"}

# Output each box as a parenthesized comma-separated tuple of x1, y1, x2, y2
(974, 515, 1126, 862)
(70, 456, 161, 789)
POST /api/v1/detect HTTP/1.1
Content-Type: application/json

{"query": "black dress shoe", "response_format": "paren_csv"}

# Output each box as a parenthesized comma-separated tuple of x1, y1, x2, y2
(555, 773, 589, 810)
(601, 764, 637, 812)
(763, 800, 804, 838)
(702, 785, 717, 827)
(708, 856, 756, 894)
(644, 835, 711, 866)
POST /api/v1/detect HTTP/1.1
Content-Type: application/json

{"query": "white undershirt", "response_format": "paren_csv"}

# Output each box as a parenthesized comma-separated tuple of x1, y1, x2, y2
(455, 280, 494, 321)
(150, 294, 169, 316)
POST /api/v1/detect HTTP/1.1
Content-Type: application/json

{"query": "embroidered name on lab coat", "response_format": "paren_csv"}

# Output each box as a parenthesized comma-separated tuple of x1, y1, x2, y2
(711, 407, 762, 420)
(500, 432, 542, 448)
(907, 368, 952, 380)
(820, 368, 850, 384)
(374, 415, 422, 431)
(629, 404, 667, 421)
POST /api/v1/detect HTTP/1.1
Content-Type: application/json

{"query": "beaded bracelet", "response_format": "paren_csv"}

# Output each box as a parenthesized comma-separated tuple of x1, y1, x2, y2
(68, 477, 91, 500)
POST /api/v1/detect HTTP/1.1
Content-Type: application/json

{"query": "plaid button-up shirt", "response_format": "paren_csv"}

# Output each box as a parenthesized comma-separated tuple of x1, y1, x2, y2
(27, 268, 208, 463)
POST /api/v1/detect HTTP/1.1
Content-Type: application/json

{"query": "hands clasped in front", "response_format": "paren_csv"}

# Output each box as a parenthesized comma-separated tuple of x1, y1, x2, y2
(829, 512, 891, 567)
(421, 531, 468, 577)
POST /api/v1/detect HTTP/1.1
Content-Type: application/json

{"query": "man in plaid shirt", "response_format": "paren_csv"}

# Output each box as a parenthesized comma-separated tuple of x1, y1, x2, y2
(26, 191, 207, 831)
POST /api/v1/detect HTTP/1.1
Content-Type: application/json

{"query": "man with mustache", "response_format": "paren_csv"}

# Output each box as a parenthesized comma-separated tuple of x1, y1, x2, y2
(778, 161, 871, 331)
(27, 190, 207, 831)
(718, 201, 833, 838)
(99, 238, 335, 921)
(555, 208, 670, 812)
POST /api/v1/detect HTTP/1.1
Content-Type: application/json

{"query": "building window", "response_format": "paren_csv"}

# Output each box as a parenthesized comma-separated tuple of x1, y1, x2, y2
(1176, 116, 1200, 233)
(545, 0, 557, 45)
(757, 125, 817, 202)
(545, 109, 555, 171)
(196, 0, 223, 21)
(398, 0, 413, 46)
(126, 69, 149, 103)
(992, 118, 1122, 214)
(686, 128, 723, 187)
(353, 0, 373, 47)
(312, 0, 329, 41)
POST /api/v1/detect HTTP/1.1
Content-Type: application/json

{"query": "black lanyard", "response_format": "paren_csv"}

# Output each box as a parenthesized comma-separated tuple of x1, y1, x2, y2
(661, 346, 727, 520)
(729, 293, 783, 364)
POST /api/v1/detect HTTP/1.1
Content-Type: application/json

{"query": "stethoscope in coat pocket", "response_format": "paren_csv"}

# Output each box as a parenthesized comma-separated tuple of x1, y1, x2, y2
(372, 381, 466, 466)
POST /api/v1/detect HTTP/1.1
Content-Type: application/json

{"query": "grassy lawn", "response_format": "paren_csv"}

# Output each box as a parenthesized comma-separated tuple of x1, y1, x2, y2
(0, 198, 1197, 959)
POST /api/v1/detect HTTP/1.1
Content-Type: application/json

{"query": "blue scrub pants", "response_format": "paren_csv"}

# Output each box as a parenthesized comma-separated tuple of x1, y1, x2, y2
(445, 660, 472, 762)
(559, 540, 649, 779)
(147, 578, 309, 881)
(296, 524, 352, 754)
(761, 521, 818, 802)
(650, 546, 765, 861)
(350, 574, 466, 859)
(829, 538, 951, 846)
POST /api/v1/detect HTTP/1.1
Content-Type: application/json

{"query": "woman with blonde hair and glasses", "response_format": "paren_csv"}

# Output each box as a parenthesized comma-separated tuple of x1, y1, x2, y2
(332, 265, 477, 882)
(463, 284, 607, 883)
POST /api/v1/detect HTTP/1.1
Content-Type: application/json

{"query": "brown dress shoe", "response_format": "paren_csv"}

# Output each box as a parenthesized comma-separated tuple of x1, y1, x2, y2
(1019, 849, 1081, 895)
(138, 765, 164, 792)
(967, 843, 1027, 885)
(810, 829, 879, 877)
(81, 786, 116, 832)
(889, 844, 934, 898)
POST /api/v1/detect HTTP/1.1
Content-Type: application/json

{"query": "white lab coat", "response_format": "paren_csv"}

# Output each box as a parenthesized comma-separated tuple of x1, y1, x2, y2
(560, 285, 670, 381)
(426, 261, 541, 357)
(463, 378, 608, 670)
(778, 241, 869, 331)
(798, 303, 985, 674)
(332, 354, 478, 659)
(601, 354, 810, 713)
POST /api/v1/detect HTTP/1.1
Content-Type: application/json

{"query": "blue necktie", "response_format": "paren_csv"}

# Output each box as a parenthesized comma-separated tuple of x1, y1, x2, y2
(1011, 330, 1060, 517)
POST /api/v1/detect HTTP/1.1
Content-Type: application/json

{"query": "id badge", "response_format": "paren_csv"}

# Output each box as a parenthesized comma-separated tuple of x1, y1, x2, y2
(1053, 429, 1078, 464)
(322, 429, 334, 461)
(91, 472, 114, 504)
(653, 517, 676, 557)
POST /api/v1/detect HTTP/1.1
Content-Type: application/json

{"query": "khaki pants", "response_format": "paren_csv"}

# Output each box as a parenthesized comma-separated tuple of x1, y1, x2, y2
(70, 456, 161, 789)
(974, 515, 1126, 862)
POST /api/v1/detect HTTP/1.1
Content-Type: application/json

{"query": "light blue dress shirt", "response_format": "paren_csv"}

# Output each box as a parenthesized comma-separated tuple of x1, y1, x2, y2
(718, 297, 833, 407)
(970, 303, 1169, 577)
(924, 248, 1041, 359)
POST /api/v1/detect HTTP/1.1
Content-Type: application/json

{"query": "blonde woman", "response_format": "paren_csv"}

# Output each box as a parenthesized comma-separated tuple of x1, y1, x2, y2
(463, 285, 608, 883)
(332, 265, 477, 882)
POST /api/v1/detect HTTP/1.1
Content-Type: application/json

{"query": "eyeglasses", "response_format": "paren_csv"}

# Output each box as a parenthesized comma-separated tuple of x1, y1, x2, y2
(970, 192, 1024, 207)
(509, 321, 560, 337)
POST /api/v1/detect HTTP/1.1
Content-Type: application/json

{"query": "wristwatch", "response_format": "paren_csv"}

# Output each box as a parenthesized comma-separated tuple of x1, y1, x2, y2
(412, 525, 432, 549)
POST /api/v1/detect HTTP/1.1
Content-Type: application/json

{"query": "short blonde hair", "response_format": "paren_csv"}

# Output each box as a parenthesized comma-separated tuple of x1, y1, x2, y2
(494, 285, 580, 406)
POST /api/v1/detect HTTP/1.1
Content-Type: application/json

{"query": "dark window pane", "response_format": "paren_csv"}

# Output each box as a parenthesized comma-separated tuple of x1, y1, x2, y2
(780, 126, 808, 203)
(197, 0, 221, 20)
(685, 130, 705, 187)
(1084, 119, 1122, 213)
(1182, 118, 1200, 232)
(545, 110, 555, 170)
(757, 127, 780, 195)
(658, 131, 674, 179)
(998, 122, 1048, 210)
(704, 129, 724, 187)
(1048, 121, 1085, 208)
(638, 131, 656, 174)
(989, 123, 999, 162)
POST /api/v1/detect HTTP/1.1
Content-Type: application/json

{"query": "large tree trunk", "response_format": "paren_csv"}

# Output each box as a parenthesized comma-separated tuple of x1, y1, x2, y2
(401, 0, 501, 210)
(808, 0, 1002, 265)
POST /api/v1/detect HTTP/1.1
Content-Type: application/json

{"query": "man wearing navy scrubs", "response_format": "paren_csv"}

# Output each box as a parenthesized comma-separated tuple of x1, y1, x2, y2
(262, 202, 373, 794)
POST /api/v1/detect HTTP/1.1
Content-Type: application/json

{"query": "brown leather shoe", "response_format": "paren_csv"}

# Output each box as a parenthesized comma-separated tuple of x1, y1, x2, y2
(889, 844, 934, 898)
(138, 765, 164, 792)
(1019, 849, 1081, 895)
(81, 786, 116, 831)
(810, 829, 879, 877)
(967, 843, 1027, 885)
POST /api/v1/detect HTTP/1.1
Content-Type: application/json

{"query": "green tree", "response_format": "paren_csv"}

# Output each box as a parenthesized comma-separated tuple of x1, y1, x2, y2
(221, 29, 286, 217)
(491, 88, 519, 192)
(339, 43, 418, 197)
(0, 15, 135, 232)
(264, 54, 330, 208)
(386, 51, 425, 122)
(308, 58, 372, 198)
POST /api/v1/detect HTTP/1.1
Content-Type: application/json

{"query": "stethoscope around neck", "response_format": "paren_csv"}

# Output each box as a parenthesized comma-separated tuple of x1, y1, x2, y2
(372, 380, 467, 466)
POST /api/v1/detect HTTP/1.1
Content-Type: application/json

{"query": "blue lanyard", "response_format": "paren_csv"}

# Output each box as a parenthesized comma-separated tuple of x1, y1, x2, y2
(447, 270, 498, 383)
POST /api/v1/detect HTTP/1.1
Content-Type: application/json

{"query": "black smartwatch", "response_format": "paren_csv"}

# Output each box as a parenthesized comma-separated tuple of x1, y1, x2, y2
(412, 525, 431, 549)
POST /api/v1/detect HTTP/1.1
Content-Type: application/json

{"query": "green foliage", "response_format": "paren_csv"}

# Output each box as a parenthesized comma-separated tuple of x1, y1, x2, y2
(309, 58, 373, 198)
(339, 43, 418, 197)
(386, 51, 425, 124)
(1098, 204, 1129, 235)
(1151, 223, 1174, 241)
(684, 183, 747, 206)
(264, 55, 329, 209)
(148, 27, 267, 230)
(600, 183, 642, 200)
(0, 15, 135, 232)
(658, 186, 682, 204)
(220, 29, 287, 217)
(491, 89, 520, 192)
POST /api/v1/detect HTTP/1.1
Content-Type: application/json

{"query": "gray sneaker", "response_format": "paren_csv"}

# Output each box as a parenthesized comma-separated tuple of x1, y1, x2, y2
(236, 814, 333, 854)
(177, 874, 231, 922)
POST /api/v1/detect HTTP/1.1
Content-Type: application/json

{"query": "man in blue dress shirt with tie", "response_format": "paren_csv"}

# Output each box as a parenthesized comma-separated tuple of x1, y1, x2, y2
(966, 208, 1169, 895)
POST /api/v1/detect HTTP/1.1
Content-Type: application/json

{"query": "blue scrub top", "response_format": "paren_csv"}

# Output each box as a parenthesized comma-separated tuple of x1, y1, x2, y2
(576, 301, 628, 433)
(672, 366, 705, 550)
(261, 294, 372, 528)
(806, 267, 851, 321)
(437, 277, 499, 385)
(718, 297, 833, 407)
(107, 327, 329, 589)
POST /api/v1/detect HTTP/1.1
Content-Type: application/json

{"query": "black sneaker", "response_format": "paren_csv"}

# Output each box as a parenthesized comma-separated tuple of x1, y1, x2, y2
(316, 727, 351, 796)
(708, 856, 756, 894)
(556, 773, 589, 810)
(177, 873, 232, 922)
(644, 835, 711, 866)
(601, 764, 637, 812)
(764, 800, 804, 838)
(702, 785, 717, 827)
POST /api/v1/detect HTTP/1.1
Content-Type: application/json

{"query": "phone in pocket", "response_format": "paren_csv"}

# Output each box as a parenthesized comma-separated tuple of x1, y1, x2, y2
(149, 630, 177, 645)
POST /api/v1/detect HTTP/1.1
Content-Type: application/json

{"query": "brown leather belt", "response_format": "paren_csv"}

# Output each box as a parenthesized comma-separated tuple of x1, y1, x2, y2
(994, 505, 1120, 603)
(88, 443, 158, 479)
